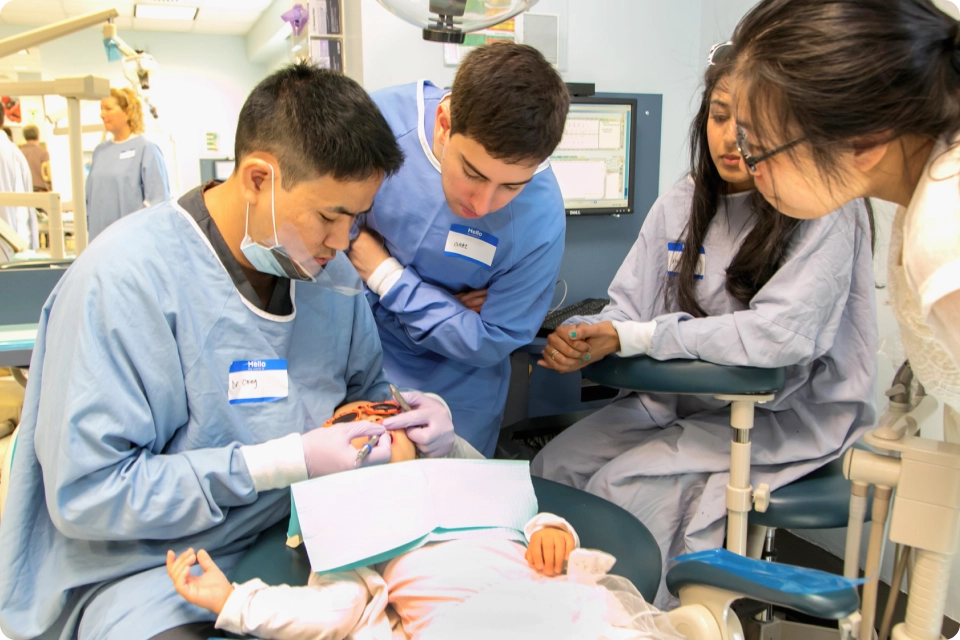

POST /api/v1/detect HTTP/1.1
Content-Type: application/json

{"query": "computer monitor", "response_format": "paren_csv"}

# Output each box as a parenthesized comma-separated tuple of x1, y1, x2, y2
(549, 96, 637, 216)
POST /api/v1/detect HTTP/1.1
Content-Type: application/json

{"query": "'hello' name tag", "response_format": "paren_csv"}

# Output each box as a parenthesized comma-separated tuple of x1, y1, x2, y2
(118, 149, 136, 160)
(444, 224, 499, 268)
(228, 359, 288, 405)
(666, 242, 705, 279)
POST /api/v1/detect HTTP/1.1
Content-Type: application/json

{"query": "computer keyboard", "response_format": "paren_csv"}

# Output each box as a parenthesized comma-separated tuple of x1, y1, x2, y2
(538, 298, 611, 337)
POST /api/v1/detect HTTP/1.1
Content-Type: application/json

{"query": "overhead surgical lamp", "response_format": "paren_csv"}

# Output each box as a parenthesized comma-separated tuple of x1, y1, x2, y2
(374, 0, 538, 43)
(102, 22, 160, 118)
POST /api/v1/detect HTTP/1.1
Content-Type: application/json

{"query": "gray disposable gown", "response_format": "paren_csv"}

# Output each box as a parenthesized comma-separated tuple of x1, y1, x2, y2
(532, 178, 878, 607)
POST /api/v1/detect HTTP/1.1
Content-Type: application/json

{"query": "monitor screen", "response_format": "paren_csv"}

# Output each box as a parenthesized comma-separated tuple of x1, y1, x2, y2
(549, 97, 637, 216)
(214, 160, 236, 181)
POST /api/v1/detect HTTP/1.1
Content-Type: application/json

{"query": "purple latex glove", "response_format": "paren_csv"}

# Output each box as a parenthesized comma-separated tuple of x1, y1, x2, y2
(301, 421, 391, 477)
(382, 391, 456, 458)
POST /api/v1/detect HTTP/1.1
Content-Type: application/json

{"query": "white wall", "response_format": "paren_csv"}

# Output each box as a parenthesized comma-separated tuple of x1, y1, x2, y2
(0, 25, 268, 202)
(359, 0, 704, 195)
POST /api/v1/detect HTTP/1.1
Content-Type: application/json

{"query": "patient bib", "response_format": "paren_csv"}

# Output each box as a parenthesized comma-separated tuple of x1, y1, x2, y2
(444, 225, 498, 268)
(290, 459, 537, 572)
(228, 359, 289, 404)
(666, 242, 705, 279)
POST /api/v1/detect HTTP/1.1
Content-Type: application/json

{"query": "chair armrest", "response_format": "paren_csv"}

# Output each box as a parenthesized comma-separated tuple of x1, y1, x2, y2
(583, 355, 785, 396)
(666, 558, 860, 620)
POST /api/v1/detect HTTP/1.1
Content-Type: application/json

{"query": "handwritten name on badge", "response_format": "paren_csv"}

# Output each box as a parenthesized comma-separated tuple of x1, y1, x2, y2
(228, 359, 288, 405)
(444, 224, 499, 268)
(666, 242, 705, 279)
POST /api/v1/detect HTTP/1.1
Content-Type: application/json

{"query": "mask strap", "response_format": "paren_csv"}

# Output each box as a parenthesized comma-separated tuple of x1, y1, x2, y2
(269, 164, 278, 241)
(244, 202, 251, 237)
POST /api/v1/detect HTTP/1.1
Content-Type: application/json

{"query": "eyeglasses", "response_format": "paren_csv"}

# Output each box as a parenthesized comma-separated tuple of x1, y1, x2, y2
(736, 124, 803, 173)
(323, 400, 401, 426)
(707, 41, 733, 66)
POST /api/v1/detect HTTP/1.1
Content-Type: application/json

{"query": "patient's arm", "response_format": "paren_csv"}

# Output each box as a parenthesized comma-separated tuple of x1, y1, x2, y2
(215, 573, 371, 640)
(168, 547, 372, 640)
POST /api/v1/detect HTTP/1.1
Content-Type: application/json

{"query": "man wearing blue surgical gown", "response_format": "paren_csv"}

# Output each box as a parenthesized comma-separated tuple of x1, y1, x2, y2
(0, 65, 462, 640)
(347, 43, 571, 456)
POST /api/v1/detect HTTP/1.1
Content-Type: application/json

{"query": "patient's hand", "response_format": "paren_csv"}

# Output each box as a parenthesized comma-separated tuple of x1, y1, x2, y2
(525, 527, 576, 577)
(166, 548, 233, 615)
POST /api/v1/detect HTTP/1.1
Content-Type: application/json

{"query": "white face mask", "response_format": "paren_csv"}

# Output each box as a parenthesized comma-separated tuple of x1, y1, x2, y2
(238, 164, 363, 295)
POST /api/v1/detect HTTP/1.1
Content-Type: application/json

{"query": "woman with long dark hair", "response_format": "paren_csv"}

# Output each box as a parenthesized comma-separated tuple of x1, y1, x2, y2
(532, 53, 878, 607)
(730, 0, 960, 421)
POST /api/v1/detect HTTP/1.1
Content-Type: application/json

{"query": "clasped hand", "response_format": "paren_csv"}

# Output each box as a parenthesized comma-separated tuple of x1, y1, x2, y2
(537, 321, 621, 374)
(348, 228, 391, 282)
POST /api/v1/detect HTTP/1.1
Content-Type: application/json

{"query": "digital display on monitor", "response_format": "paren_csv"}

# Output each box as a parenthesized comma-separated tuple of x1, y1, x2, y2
(549, 98, 637, 215)
(214, 160, 236, 181)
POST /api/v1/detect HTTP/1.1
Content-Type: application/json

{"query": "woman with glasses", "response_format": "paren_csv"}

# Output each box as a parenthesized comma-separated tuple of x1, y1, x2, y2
(730, 0, 960, 420)
(532, 50, 877, 607)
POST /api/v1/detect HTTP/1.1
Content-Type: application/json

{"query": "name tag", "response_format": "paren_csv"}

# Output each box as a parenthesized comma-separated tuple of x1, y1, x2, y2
(118, 149, 136, 160)
(666, 242, 705, 279)
(443, 224, 498, 268)
(228, 359, 288, 405)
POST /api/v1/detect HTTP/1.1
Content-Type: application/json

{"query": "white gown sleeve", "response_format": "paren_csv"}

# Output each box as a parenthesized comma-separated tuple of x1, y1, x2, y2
(215, 573, 371, 640)
(523, 512, 580, 548)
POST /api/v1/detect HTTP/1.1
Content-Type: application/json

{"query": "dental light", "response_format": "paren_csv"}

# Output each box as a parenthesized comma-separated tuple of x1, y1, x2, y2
(374, 0, 538, 43)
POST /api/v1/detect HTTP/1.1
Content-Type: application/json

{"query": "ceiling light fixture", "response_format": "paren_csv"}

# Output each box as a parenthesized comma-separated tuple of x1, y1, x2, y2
(134, 4, 199, 20)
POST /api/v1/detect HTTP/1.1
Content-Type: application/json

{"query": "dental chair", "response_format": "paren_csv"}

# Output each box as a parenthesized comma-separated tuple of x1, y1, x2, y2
(583, 355, 866, 640)
(223, 357, 864, 640)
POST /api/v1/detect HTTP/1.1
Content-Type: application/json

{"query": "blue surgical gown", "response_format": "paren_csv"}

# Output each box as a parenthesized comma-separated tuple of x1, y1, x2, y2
(85, 135, 169, 240)
(0, 200, 390, 640)
(367, 81, 566, 456)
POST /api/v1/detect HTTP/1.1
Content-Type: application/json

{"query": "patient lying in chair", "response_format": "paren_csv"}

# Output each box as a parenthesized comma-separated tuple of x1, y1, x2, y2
(166, 402, 678, 640)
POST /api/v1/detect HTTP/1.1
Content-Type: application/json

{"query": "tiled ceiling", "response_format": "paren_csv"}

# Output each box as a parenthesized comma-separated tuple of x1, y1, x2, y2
(0, 0, 275, 35)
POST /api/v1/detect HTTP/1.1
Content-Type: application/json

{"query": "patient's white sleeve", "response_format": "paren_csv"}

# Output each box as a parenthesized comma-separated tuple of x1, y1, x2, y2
(215, 572, 369, 640)
(524, 512, 580, 548)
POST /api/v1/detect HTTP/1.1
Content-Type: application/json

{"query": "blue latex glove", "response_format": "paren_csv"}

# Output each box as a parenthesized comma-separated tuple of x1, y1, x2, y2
(382, 391, 456, 458)
(301, 421, 391, 477)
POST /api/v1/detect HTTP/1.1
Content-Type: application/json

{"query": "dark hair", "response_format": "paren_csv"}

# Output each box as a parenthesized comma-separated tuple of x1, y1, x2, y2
(668, 57, 801, 316)
(733, 0, 960, 184)
(450, 42, 569, 163)
(235, 62, 404, 188)
(23, 124, 39, 141)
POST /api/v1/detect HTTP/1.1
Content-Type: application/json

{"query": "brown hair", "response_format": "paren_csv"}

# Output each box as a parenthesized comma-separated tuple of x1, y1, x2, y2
(235, 62, 403, 188)
(110, 87, 145, 135)
(23, 124, 39, 141)
(667, 56, 801, 316)
(450, 42, 569, 163)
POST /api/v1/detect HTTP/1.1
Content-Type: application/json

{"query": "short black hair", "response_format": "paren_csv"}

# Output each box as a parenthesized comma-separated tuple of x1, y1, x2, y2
(235, 63, 403, 188)
(451, 42, 569, 163)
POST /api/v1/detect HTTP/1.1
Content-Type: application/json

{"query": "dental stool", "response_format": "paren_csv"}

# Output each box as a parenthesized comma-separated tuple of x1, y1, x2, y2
(228, 476, 664, 602)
